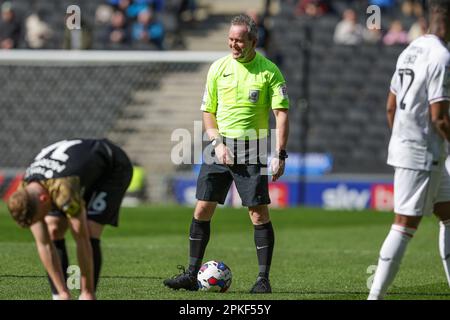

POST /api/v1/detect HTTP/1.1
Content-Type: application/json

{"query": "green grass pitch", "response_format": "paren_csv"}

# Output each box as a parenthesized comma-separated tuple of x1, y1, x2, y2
(0, 202, 449, 300)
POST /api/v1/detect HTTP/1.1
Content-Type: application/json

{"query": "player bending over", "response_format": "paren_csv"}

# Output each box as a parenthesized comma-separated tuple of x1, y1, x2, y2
(7, 138, 132, 300)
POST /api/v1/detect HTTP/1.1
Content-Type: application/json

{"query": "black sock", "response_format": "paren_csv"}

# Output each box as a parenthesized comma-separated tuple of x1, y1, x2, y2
(254, 222, 275, 279)
(90, 238, 102, 290)
(188, 218, 210, 275)
(47, 239, 69, 295)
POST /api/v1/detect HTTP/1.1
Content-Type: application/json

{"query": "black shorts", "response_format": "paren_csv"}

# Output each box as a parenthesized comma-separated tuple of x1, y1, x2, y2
(49, 140, 133, 227)
(195, 163, 270, 207)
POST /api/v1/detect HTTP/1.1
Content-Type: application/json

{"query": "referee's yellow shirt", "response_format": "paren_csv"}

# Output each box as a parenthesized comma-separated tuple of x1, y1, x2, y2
(201, 52, 289, 140)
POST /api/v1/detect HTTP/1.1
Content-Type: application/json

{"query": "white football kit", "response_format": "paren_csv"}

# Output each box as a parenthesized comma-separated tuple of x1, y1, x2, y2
(388, 35, 450, 216)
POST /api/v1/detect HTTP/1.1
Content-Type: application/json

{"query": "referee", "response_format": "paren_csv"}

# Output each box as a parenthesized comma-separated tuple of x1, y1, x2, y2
(164, 14, 289, 293)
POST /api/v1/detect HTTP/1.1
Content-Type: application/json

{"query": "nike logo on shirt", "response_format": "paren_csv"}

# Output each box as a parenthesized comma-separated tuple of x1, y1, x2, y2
(223, 73, 232, 77)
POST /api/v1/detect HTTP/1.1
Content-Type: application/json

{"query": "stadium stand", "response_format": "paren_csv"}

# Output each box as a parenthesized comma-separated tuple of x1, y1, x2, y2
(2, 0, 194, 50)
(0, 51, 215, 202)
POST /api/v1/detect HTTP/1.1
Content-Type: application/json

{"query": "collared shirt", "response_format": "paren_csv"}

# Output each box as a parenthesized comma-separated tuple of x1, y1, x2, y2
(201, 52, 289, 140)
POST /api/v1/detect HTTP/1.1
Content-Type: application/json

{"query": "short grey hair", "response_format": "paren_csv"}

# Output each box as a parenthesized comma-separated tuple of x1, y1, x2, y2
(231, 14, 258, 41)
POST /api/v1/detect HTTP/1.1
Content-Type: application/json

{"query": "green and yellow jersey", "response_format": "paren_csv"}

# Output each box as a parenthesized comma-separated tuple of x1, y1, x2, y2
(201, 52, 289, 140)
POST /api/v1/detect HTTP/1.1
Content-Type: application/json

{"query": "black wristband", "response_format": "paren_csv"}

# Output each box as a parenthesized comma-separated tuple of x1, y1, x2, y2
(277, 150, 288, 160)
(211, 136, 223, 147)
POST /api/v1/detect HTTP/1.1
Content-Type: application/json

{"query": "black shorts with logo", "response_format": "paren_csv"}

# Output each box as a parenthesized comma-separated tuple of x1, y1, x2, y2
(196, 137, 270, 207)
(196, 163, 270, 207)
(49, 140, 133, 227)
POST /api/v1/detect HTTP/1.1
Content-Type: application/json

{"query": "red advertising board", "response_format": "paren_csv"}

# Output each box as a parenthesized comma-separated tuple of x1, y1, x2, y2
(268, 183, 289, 208)
(231, 182, 289, 208)
(371, 184, 394, 211)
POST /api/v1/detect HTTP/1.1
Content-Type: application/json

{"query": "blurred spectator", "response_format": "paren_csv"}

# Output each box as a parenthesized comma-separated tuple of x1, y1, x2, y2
(411, 0, 424, 17)
(177, 0, 197, 23)
(64, 18, 93, 50)
(0, 2, 22, 49)
(25, 11, 53, 49)
(369, 0, 395, 8)
(400, 0, 424, 29)
(401, 0, 424, 18)
(131, 8, 165, 49)
(333, 9, 364, 45)
(401, 0, 415, 16)
(144, 0, 165, 13)
(106, 10, 130, 44)
(246, 10, 269, 51)
(363, 28, 382, 44)
(408, 16, 427, 42)
(295, 0, 329, 17)
(111, 0, 132, 14)
(96, 4, 114, 25)
(126, 1, 149, 19)
(122, 162, 147, 207)
(383, 20, 408, 46)
(110, 0, 165, 12)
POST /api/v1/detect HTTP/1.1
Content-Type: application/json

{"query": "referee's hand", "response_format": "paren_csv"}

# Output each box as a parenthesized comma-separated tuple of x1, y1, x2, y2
(270, 158, 285, 181)
(214, 143, 235, 166)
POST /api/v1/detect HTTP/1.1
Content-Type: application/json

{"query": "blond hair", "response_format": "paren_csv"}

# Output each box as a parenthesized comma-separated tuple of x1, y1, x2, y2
(7, 189, 37, 228)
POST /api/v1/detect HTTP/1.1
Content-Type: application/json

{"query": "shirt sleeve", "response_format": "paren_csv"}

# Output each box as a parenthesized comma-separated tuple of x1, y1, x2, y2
(200, 63, 218, 113)
(269, 66, 289, 110)
(428, 53, 450, 104)
(46, 177, 83, 218)
(390, 70, 400, 95)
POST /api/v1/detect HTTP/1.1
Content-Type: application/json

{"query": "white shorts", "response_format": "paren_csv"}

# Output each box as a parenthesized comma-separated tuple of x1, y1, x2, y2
(394, 160, 450, 216)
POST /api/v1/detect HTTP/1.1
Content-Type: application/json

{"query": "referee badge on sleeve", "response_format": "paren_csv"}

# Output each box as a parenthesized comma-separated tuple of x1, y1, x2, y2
(279, 84, 288, 99)
(249, 89, 260, 103)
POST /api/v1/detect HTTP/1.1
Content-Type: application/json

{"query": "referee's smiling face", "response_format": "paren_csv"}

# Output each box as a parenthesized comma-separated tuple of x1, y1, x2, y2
(228, 24, 256, 62)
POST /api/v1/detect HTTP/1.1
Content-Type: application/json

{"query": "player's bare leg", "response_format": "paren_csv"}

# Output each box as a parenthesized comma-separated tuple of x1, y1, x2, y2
(249, 204, 270, 225)
(368, 214, 421, 300)
(164, 201, 217, 291)
(434, 202, 450, 286)
(249, 205, 273, 293)
(45, 215, 69, 300)
(87, 220, 104, 291)
(194, 200, 217, 220)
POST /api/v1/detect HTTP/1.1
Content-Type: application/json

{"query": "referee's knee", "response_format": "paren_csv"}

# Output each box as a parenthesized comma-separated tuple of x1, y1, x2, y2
(193, 201, 217, 220)
(249, 205, 270, 225)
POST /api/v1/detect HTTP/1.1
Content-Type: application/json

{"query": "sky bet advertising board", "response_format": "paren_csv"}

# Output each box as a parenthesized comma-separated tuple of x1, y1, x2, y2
(172, 178, 394, 211)
(172, 153, 394, 211)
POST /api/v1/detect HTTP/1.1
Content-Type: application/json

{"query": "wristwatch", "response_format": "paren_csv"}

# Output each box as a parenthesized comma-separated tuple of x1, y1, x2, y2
(276, 150, 288, 160)
(211, 136, 223, 147)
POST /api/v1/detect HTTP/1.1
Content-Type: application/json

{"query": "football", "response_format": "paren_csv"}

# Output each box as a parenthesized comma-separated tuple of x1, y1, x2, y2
(197, 260, 232, 292)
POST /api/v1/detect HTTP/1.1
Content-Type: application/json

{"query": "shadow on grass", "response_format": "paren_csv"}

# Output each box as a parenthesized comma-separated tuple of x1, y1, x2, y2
(2, 275, 448, 299)
(0, 274, 164, 280)
(283, 289, 450, 298)
(225, 289, 450, 297)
